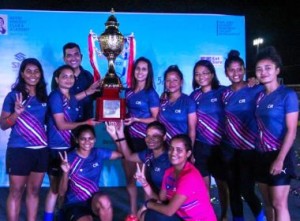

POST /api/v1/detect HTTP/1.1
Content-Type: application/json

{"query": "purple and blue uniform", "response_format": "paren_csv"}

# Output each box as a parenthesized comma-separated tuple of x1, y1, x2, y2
(158, 94, 196, 142)
(2, 91, 47, 148)
(64, 148, 112, 205)
(190, 86, 226, 145)
(256, 85, 299, 152)
(125, 88, 159, 138)
(222, 85, 263, 150)
(47, 89, 79, 149)
(138, 149, 171, 194)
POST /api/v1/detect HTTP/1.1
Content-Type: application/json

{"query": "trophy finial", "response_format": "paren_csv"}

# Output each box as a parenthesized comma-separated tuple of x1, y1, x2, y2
(111, 8, 115, 14)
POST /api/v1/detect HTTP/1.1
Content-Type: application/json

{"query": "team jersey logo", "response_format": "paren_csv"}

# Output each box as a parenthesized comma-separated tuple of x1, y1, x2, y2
(239, 99, 246, 103)
(175, 109, 181, 113)
(135, 101, 142, 105)
(267, 104, 274, 109)
(211, 98, 217, 103)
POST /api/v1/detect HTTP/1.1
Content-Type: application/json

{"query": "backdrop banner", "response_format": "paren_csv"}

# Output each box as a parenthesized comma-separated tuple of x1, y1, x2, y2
(0, 9, 245, 186)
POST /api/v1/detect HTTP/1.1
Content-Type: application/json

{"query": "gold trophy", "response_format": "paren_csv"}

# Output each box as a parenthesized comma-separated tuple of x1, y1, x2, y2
(95, 9, 126, 121)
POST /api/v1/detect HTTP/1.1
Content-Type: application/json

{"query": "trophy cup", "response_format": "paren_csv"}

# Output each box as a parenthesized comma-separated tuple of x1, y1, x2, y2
(95, 9, 126, 121)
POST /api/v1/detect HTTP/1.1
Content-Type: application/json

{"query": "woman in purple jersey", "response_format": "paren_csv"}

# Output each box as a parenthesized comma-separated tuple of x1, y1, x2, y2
(0, 58, 48, 221)
(58, 124, 123, 221)
(44, 65, 99, 221)
(158, 65, 196, 145)
(223, 50, 264, 221)
(123, 57, 160, 215)
(190, 59, 229, 221)
(254, 46, 299, 221)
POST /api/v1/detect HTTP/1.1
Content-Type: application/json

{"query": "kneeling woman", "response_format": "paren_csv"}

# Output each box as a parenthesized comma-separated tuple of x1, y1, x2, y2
(58, 125, 123, 221)
(136, 134, 217, 221)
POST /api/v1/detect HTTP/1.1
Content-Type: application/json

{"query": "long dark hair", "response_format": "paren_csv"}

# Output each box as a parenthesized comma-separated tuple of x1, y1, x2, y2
(192, 59, 220, 90)
(12, 58, 47, 103)
(131, 57, 154, 90)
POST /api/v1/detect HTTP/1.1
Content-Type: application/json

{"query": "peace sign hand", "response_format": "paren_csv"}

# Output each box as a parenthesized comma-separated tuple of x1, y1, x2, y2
(14, 93, 25, 115)
(59, 151, 70, 173)
(134, 163, 148, 187)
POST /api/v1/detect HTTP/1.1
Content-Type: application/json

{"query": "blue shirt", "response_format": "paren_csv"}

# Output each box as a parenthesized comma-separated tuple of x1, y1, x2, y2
(255, 85, 299, 152)
(126, 88, 159, 138)
(47, 89, 79, 149)
(64, 148, 112, 205)
(2, 91, 47, 148)
(138, 149, 171, 194)
(222, 85, 263, 150)
(158, 93, 196, 142)
(190, 86, 226, 145)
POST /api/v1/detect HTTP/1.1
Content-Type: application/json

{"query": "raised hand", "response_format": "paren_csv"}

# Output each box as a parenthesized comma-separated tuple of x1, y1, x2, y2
(134, 163, 148, 187)
(105, 121, 118, 140)
(14, 93, 25, 115)
(59, 151, 70, 173)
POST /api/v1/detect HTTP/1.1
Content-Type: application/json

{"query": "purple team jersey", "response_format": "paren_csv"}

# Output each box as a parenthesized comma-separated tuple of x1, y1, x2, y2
(158, 93, 196, 142)
(255, 85, 299, 152)
(64, 148, 112, 205)
(2, 91, 47, 148)
(125, 88, 159, 138)
(222, 85, 263, 150)
(47, 89, 79, 149)
(190, 86, 226, 145)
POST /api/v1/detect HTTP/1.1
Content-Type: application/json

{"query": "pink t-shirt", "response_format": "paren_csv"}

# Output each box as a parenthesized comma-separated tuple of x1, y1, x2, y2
(162, 162, 217, 221)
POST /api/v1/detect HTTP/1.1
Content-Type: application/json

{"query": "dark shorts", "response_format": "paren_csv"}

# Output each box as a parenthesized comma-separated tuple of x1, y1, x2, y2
(47, 149, 69, 177)
(193, 141, 227, 180)
(6, 147, 49, 175)
(255, 148, 296, 186)
(63, 191, 107, 221)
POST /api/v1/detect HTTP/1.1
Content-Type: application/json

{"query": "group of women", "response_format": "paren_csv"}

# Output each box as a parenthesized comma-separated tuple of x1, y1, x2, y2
(0, 45, 298, 221)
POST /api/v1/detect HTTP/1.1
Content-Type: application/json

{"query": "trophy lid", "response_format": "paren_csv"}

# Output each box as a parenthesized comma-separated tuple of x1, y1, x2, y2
(105, 8, 119, 28)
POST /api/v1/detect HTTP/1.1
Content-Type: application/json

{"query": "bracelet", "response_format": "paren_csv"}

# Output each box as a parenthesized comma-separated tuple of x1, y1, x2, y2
(6, 117, 14, 126)
(115, 138, 126, 142)
(142, 182, 149, 188)
(84, 90, 88, 97)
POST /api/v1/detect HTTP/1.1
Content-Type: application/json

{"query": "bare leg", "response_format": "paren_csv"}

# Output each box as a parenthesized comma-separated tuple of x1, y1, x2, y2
(270, 185, 290, 221)
(122, 159, 138, 214)
(6, 175, 27, 221)
(258, 183, 274, 221)
(26, 172, 45, 221)
(45, 175, 60, 213)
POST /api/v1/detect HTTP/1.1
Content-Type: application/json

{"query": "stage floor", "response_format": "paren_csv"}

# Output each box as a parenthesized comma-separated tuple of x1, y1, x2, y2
(0, 184, 299, 221)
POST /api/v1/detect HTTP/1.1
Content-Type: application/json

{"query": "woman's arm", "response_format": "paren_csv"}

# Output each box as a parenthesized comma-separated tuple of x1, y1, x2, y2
(105, 121, 141, 162)
(146, 194, 187, 216)
(53, 113, 97, 130)
(270, 111, 299, 175)
(124, 107, 159, 125)
(188, 112, 197, 146)
(58, 151, 70, 196)
(75, 80, 100, 101)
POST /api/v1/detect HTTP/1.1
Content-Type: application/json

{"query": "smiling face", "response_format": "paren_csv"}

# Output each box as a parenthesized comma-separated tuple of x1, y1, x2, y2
(63, 47, 82, 70)
(168, 138, 191, 168)
(21, 64, 41, 88)
(165, 71, 182, 93)
(255, 59, 280, 85)
(194, 65, 213, 89)
(226, 61, 245, 84)
(134, 61, 149, 83)
(77, 130, 96, 152)
(145, 127, 165, 150)
(55, 68, 75, 90)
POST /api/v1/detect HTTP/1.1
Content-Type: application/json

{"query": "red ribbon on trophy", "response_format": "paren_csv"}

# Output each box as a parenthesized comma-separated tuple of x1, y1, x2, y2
(88, 30, 135, 86)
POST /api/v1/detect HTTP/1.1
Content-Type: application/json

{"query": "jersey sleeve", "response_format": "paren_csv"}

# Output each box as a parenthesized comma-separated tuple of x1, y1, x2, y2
(2, 91, 15, 113)
(148, 89, 160, 108)
(285, 89, 299, 114)
(187, 96, 196, 114)
(137, 149, 147, 163)
(97, 148, 113, 160)
(48, 91, 64, 114)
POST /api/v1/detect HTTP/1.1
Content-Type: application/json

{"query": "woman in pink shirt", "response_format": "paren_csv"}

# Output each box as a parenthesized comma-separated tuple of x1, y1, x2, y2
(136, 134, 217, 221)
